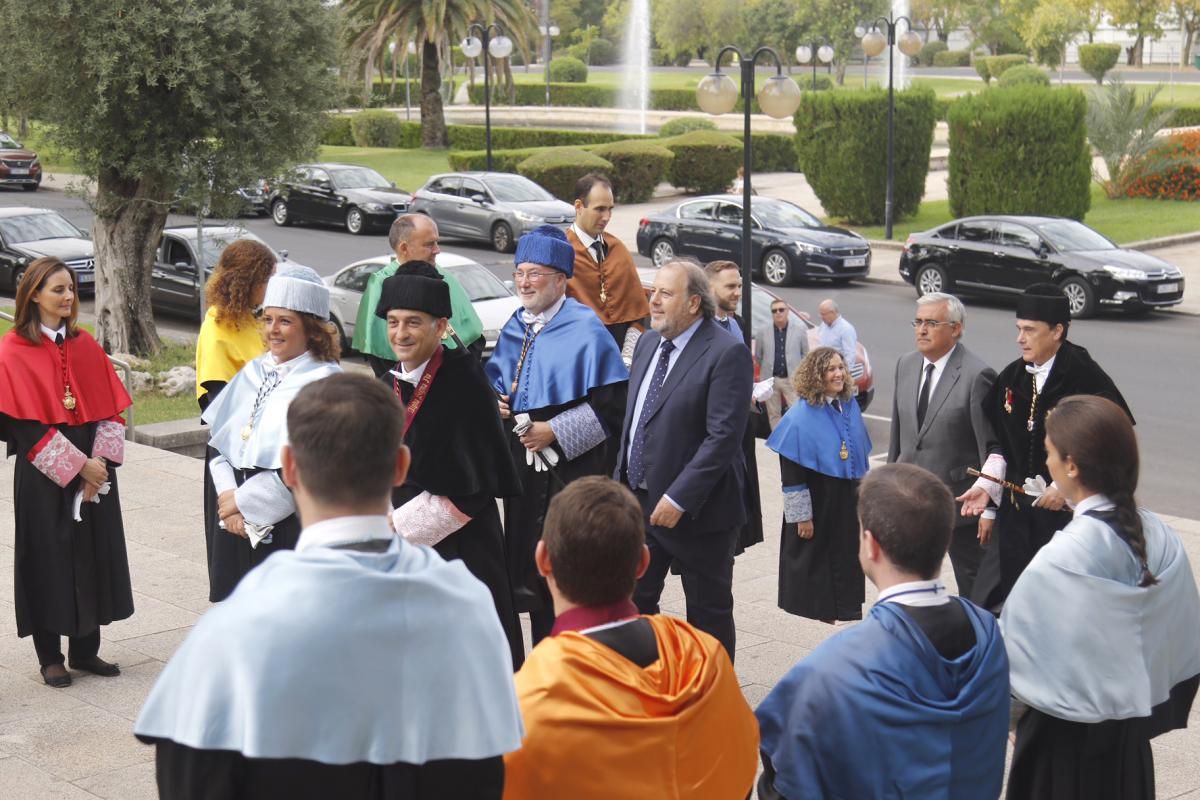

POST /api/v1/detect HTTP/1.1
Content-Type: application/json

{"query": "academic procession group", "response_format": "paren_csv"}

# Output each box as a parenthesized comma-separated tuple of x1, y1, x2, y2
(3, 169, 1199, 800)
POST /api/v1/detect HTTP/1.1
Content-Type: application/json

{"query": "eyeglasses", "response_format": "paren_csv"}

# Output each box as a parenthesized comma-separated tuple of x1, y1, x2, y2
(911, 318, 957, 329)
(512, 270, 558, 283)
(771, 308, 788, 314)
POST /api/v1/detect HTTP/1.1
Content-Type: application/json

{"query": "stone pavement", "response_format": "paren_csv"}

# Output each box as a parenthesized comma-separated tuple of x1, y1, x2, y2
(3, 440, 1200, 798)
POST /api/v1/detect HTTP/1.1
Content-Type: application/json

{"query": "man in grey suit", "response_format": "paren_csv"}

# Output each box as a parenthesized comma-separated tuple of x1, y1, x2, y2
(755, 298, 809, 429)
(887, 292, 998, 599)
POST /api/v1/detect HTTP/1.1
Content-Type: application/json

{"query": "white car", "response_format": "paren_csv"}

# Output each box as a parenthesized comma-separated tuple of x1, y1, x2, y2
(324, 252, 520, 359)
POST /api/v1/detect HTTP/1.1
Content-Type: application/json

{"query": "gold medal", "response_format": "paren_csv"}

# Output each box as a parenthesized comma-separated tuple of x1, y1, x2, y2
(62, 389, 76, 411)
(241, 424, 252, 441)
(839, 441, 849, 460)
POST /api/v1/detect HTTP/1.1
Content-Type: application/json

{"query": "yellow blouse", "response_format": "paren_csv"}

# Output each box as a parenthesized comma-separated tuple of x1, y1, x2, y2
(195, 306, 265, 398)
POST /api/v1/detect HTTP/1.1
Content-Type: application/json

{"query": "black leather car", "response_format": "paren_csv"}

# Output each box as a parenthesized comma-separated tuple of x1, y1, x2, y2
(900, 215, 1185, 318)
(635, 195, 871, 287)
(0, 207, 94, 292)
(269, 163, 410, 235)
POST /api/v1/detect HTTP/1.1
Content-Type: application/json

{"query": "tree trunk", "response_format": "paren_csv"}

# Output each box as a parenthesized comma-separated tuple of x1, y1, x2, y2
(91, 167, 170, 356)
(420, 40, 448, 148)
(1130, 35, 1144, 67)
(1183, 27, 1196, 67)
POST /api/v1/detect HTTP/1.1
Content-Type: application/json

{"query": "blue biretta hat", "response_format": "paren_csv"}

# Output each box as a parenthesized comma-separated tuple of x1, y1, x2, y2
(514, 224, 575, 277)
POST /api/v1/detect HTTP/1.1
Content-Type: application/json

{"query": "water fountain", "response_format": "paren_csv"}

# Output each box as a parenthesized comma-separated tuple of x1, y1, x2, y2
(619, 0, 651, 134)
(875, 0, 914, 90)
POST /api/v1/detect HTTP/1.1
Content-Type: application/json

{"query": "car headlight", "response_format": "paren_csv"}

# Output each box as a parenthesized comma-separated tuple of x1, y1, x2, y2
(795, 241, 827, 255)
(31, 157, 40, 167)
(360, 202, 388, 212)
(513, 211, 544, 223)
(1102, 265, 1145, 280)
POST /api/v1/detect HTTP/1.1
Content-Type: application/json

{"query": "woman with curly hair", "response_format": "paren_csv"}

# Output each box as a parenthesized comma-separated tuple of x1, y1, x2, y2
(766, 346, 871, 623)
(201, 266, 342, 601)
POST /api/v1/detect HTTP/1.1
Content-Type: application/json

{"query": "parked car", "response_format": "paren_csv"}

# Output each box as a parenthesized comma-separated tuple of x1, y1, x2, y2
(635, 267, 874, 410)
(269, 163, 410, 234)
(900, 215, 1186, 318)
(151, 225, 301, 318)
(324, 252, 521, 359)
(409, 172, 574, 253)
(0, 207, 93, 291)
(0, 132, 42, 191)
(635, 195, 872, 287)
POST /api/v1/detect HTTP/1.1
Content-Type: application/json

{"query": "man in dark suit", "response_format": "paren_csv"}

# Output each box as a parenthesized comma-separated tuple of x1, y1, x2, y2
(614, 260, 754, 659)
(888, 292, 999, 599)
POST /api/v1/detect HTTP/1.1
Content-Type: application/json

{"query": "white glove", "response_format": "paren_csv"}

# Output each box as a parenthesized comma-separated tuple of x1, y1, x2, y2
(1022, 475, 1047, 498)
(752, 378, 774, 403)
(524, 446, 559, 472)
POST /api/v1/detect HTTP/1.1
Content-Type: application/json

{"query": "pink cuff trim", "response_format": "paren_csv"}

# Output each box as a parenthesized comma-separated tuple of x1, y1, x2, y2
(28, 429, 88, 488)
(92, 420, 125, 464)
(392, 493, 471, 547)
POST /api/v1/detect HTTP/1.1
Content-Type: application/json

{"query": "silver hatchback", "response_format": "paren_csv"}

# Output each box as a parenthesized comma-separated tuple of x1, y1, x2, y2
(409, 172, 574, 253)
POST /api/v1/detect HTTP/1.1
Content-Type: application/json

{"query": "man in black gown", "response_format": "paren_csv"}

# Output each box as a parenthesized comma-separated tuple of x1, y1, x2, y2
(377, 263, 525, 667)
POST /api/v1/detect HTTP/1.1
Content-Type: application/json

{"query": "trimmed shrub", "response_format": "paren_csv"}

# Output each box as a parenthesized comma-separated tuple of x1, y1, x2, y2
(587, 38, 617, 66)
(999, 64, 1050, 87)
(798, 74, 834, 91)
(321, 114, 354, 146)
(933, 50, 972, 67)
(919, 40, 949, 67)
(984, 54, 1029, 80)
(467, 82, 610, 107)
(794, 88, 937, 225)
(1125, 130, 1200, 201)
(518, 148, 613, 202)
(549, 56, 588, 83)
(673, 51, 693, 67)
(350, 109, 405, 147)
(448, 125, 650, 150)
(659, 116, 718, 137)
(449, 148, 540, 173)
(1152, 102, 1200, 128)
(650, 49, 671, 67)
(744, 132, 800, 172)
(590, 141, 675, 203)
(948, 86, 1090, 220)
(934, 96, 958, 121)
(1078, 43, 1122, 85)
(661, 130, 743, 194)
(974, 56, 991, 84)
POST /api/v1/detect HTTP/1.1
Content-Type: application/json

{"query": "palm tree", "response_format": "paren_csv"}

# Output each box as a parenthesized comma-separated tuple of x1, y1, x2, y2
(344, 0, 535, 148)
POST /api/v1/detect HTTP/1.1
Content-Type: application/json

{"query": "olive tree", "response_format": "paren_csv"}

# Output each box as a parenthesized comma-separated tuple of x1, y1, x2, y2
(2, 0, 337, 355)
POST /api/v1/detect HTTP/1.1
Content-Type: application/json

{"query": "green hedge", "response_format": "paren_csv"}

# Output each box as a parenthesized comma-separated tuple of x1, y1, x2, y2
(446, 124, 650, 150)
(659, 116, 717, 137)
(1078, 43, 1122, 84)
(948, 86, 1090, 220)
(350, 109, 408, 147)
(548, 56, 588, 83)
(984, 54, 1029, 80)
(464, 82, 781, 114)
(661, 130, 742, 194)
(919, 40, 949, 67)
(798, 74, 834, 91)
(320, 114, 354, 146)
(998, 64, 1050, 87)
(794, 88, 937, 225)
(449, 147, 543, 173)
(744, 132, 799, 172)
(1151, 102, 1200, 128)
(974, 56, 992, 84)
(933, 50, 971, 67)
(590, 141, 675, 203)
(518, 148, 613, 202)
(934, 96, 957, 121)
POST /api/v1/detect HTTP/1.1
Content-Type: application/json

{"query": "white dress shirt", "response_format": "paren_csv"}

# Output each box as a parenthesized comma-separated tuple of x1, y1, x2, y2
(41, 323, 67, 341)
(520, 293, 566, 333)
(918, 344, 956, 408)
(571, 223, 601, 258)
(1071, 493, 1114, 518)
(296, 515, 396, 553)
(1026, 354, 1056, 393)
(390, 356, 431, 386)
(877, 578, 950, 607)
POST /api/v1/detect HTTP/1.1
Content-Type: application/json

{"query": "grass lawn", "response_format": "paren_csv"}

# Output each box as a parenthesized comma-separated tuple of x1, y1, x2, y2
(317, 145, 451, 191)
(842, 184, 1200, 244)
(8, 122, 81, 174)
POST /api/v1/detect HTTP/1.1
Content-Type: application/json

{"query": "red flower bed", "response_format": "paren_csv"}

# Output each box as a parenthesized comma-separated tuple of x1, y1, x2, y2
(1125, 130, 1200, 201)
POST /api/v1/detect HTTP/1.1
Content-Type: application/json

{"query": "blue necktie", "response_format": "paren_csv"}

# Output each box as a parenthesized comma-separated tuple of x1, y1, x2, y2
(628, 340, 674, 489)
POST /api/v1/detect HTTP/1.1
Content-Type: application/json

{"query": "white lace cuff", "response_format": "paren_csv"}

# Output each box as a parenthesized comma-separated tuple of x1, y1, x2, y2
(392, 492, 471, 547)
(29, 429, 88, 488)
(548, 403, 607, 461)
(621, 327, 641, 367)
(234, 470, 296, 528)
(783, 484, 812, 524)
(92, 420, 125, 464)
(972, 453, 1007, 507)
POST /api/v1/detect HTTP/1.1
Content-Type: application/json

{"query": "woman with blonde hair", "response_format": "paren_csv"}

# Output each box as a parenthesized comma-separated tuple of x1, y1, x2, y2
(766, 346, 871, 623)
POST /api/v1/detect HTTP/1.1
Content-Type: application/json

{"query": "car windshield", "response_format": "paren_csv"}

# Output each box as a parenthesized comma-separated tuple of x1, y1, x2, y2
(444, 263, 511, 301)
(194, 231, 270, 269)
(751, 200, 821, 230)
(485, 175, 553, 203)
(0, 213, 82, 243)
(0, 134, 21, 149)
(330, 167, 390, 190)
(1036, 220, 1115, 252)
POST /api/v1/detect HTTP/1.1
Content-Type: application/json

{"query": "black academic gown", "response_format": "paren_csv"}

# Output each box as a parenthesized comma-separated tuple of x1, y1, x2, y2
(731, 313, 764, 553)
(6, 418, 134, 638)
(972, 340, 1131, 610)
(206, 466, 301, 603)
(385, 347, 525, 668)
(198, 381, 224, 602)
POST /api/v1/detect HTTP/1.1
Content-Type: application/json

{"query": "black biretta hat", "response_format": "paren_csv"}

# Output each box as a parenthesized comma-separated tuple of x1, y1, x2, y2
(1016, 282, 1070, 326)
(375, 260, 452, 320)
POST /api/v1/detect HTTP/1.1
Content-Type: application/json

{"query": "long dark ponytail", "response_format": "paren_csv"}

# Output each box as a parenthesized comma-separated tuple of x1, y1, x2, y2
(1046, 395, 1156, 587)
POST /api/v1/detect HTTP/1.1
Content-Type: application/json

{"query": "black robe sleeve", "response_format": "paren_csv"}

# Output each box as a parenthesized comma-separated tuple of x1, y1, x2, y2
(197, 380, 227, 414)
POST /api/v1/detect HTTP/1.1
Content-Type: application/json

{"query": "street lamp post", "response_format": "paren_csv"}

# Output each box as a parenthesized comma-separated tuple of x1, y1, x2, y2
(538, 23, 560, 108)
(794, 41, 835, 89)
(696, 48, 802, 344)
(461, 24, 514, 171)
(861, 16, 923, 240)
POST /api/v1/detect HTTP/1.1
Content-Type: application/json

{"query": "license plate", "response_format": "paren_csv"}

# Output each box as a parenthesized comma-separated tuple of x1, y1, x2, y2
(1157, 283, 1179, 294)
(844, 257, 866, 267)
(77, 272, 94, 284)
(9, 168, 28, 175)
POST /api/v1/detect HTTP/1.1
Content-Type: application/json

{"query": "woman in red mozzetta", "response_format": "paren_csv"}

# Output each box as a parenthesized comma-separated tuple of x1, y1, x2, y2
(0, 257, 134, 688)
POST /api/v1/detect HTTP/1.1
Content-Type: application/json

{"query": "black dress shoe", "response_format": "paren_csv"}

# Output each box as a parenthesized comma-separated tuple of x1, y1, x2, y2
(40, 664, 73, 688)
(67, 656, 120, 677)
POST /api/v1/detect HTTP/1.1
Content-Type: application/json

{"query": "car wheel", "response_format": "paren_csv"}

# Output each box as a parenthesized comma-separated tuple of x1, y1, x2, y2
(761, 249, 792, 287)
(345, 207, 366, 235)
(1060, 276, 1096, 319)
(272, 199, 292, 227)
(492, 222, 514, 253)
(914, 264, 948, 297)
(12, 266, 27, 292)
(21, 183, 37, 192)
(650, 237, 675, 267)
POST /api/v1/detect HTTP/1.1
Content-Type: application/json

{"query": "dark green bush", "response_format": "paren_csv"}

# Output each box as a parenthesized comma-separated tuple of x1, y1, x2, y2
(798, 74, 834, 91)
(661, 130, 743, 194)
(974, 56, 991, 84)
(350, 109, 404, 147)
(650, 48, 670, 67)
(673, 51, 693, 67)
(1151, 102, 1200, 127)
(984, 54, 1029, 80)
(448, 125, 649, 150)
(743, 132, 799, 172)
(448, 148, 539, 172)
(933, 50, 971, 67)
(549, 56, 588, 83)
(794, 88, 937, 225)
(948, 86, 1090, 220)
(587, 38, 617, 66)
(999, 64, 1050, 87)
(658, 116, 718, 137)
(589, 141, 674, 203)
(320, 114, 354, 146)
(1078, 43, 1122, 84)
(919, 40, 949, 67)
(467, 82, 610, 107)
(934, 96, 958, 121)
(518, 148, 613, 202)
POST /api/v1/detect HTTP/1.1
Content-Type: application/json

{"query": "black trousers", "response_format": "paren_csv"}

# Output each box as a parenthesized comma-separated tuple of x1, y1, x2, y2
(632, 491, 738, 661)
(947, 515, 986, 601)
(33, 627, 100, 667)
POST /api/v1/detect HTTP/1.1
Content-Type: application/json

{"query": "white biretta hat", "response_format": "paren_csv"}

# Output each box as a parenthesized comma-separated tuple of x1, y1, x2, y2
(262, 265, 330, 320)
